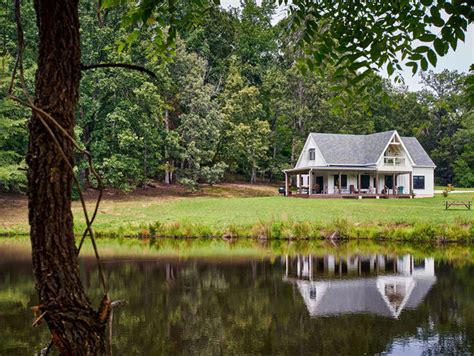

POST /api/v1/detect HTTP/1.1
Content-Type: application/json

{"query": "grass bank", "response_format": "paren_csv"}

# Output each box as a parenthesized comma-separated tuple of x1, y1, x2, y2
(1, 185, 473, 241)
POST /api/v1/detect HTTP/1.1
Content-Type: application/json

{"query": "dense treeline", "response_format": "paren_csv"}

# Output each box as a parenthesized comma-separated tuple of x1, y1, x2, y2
(0, 0, 472, 192)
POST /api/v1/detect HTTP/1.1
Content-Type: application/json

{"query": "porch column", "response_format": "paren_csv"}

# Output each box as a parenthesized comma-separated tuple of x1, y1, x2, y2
(358, 173, 361, 192)
(285, 172, 289, 196)
(308, 170, 313, 196)
(392, 173, 396, 195)
(296, 174, 300, 194)
(409, 171, 413, 197)
(338, 172, 341, 193)
(375, 173, 379, 194)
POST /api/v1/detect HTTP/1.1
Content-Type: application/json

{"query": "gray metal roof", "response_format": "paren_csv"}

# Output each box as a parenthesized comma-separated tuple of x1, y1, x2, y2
(309, 131, 434, 167)
(400, 136, 436, 167)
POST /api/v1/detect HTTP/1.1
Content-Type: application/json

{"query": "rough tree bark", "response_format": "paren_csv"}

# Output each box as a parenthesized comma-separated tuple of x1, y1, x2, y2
(28, 0, 107, 353)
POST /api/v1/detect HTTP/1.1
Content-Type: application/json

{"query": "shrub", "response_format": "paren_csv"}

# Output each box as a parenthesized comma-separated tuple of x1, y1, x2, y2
(0, 164, 27, 192)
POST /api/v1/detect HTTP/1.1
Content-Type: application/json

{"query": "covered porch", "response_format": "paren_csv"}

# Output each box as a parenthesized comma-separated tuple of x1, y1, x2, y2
(283, 167, 413, 199)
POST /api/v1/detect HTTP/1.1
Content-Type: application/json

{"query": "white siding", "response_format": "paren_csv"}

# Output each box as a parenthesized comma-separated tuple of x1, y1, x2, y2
(295, 136, 326, 168)
(412, 167, 435, 197)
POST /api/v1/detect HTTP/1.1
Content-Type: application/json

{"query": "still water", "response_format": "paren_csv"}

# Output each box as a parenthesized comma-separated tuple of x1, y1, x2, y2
(0, 240, 473, 355)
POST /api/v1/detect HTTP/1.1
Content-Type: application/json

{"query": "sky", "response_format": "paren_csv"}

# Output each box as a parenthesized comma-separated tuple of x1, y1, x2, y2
(220, 0, 473, 92)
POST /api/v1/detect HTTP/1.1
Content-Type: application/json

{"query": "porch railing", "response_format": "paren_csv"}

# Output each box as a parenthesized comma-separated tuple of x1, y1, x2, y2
(384, 156, 405, 166)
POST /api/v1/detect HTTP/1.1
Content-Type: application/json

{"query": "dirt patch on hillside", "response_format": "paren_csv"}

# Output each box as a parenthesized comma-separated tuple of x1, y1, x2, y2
(0, 182, 279, 228)
(0, 192, 28, 228)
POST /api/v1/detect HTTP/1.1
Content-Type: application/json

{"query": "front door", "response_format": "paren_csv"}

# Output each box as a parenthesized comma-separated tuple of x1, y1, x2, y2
(385, 175, 393, 189)
(361, 175, 370, 189)
(316, 176, 324, 193)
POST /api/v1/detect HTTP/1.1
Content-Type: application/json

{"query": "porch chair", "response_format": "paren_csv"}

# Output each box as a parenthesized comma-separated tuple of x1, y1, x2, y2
(397, 186, 404, 195)
(313, 183, 320, 194)
(349, 184, 358, 194)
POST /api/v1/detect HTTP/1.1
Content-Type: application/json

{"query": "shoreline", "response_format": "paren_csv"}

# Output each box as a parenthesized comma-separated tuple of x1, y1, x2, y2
(1, 217, 472, 242)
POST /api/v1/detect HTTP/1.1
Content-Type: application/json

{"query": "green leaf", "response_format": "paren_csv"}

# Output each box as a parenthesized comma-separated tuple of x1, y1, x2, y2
(416, 46, 430, 53)
(420, 57, 428, 71)
(433, 38, 445, 56)
(427, 49, 437, 66)
(370, 43, 381, 60)
(406, 61, 418, 75)
(351, 68, 372, 84)
(419, 33, 436, 42)
(349, 60, 369, 71)
(387, 62, 394, 76)
(456, 27, 466, 42)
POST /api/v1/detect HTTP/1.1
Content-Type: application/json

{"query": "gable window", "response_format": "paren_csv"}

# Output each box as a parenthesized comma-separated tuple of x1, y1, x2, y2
(413, 176, 425, 190)
(308, 148, 315, 160)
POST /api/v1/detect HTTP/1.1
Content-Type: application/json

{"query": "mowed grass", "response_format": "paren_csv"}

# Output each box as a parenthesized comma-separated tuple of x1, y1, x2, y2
(1, 185, 473, 240)
(68, 193, 473, 234)
(435, 186, 474, 191)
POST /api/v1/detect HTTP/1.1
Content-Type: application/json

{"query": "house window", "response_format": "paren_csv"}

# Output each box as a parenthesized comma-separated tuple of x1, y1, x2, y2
(334, 174, 347, 189)
(384, 175, 393, 188)
(413, 176, 425, 189)
(309, 148, 315, 160)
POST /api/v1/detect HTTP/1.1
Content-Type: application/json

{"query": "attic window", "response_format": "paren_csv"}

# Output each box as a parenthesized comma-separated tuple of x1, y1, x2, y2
(309, 148, 315, 160)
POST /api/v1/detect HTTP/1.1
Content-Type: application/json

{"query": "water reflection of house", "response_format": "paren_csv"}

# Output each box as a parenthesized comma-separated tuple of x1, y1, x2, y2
(283, 255, 436, 319)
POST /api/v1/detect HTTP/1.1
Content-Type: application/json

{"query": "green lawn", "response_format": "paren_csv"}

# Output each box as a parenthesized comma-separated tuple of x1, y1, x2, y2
(70, 193, 474, 236)
(435, 186, 474, 191)
(2, 192, 473, 240)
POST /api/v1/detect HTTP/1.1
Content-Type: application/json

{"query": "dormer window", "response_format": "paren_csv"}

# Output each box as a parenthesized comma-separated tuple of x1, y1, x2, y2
(309, 148, 315, 160)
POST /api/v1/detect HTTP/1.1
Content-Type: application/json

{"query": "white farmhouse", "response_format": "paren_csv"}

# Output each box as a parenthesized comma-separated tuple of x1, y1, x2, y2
(283, 130, 435, 198)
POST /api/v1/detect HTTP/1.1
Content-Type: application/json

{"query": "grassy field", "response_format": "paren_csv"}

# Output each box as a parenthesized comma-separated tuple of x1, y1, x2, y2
(1, 184, 473, 240)
(435, 186, 474, 191)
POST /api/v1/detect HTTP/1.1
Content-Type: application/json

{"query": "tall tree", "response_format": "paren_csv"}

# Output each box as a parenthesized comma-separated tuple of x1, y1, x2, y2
(27, 0, 109, 352)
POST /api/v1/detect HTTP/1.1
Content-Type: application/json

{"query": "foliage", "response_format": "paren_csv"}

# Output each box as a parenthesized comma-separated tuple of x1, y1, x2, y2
(287, 0, 472, 86)
(0, 0, 472, 191)
(0, 55, 29, 193)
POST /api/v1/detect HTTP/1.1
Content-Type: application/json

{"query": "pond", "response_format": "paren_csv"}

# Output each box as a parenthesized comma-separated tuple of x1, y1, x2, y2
(0, 238, 473, 355)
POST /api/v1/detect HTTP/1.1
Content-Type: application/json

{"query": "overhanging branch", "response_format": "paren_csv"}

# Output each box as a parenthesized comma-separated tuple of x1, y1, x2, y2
(81, 63, 157, 79)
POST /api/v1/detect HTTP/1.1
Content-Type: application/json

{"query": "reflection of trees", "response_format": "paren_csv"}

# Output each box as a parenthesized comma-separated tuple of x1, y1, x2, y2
(1, 253, 473, 354)
(88, 259, 474, 355)
(0, 260, 50, 354)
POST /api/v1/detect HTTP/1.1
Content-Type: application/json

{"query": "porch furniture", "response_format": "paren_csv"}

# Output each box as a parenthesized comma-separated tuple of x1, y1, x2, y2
(397, 186, 404, 194)
(368, 186, 375, 194)
(334, 186, 340, 194)
(349, 185, 358, 194)
(445, 200, 472, 210)
(313, 183, 321, 194)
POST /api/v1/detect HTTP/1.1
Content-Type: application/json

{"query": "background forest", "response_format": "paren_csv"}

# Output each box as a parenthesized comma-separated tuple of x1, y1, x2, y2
(1, 0, 472, 192)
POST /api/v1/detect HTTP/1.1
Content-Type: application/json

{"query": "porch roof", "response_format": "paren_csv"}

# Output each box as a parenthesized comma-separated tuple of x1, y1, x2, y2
(283, 166, 412, 174)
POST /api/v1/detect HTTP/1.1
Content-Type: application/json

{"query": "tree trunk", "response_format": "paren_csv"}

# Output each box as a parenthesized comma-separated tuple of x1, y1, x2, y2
(28, 0, 107, 353)
(250, 166, 257, 183)
(163, 108, 171, 184)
